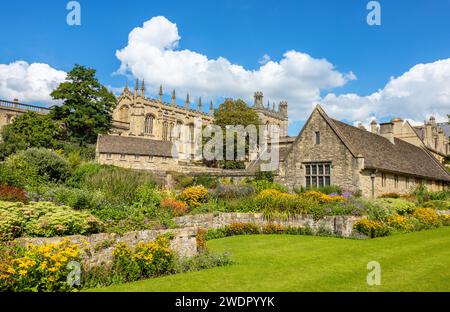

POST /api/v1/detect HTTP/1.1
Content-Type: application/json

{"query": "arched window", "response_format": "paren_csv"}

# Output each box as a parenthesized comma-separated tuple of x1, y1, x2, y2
(265, 121, 270, 139)
(176, 121, 183, 139)
(162, 121, 169, 141)
(169, 123, 175, 141)
(144, 115, 154, 134)
(189, 123, 195, 142)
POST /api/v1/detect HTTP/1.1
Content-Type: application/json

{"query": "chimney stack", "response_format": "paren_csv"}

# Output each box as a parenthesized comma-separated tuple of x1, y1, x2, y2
(370, 119, 378, 134)
(254, 91, 263, 109)
(391, 117, 403, 136)
(380, 122, 395, 144)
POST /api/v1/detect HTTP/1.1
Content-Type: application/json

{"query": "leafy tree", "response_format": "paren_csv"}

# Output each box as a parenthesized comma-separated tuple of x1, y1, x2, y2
(50, 65, 116, 145)
(0, 112, 62, 159)
(213, 99, 260, 169)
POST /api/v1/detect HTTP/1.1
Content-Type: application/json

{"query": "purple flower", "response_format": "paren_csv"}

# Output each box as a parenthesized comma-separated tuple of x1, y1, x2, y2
(329, 193, 339, 197)
(342, 192, 352, 198)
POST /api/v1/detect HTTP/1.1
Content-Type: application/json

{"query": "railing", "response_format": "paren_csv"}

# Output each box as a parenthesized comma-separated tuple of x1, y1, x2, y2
(0, 99, 50, 113)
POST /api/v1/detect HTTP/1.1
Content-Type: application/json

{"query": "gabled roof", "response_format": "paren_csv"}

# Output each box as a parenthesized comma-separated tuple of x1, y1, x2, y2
(287, 105, 450, 182)
(97, 135, 176, 158)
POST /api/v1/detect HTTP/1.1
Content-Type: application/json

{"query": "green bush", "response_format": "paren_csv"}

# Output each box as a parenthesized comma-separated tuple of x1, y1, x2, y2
(27, 185, 105, 210)
(214, 184, 255, 200)
(294, 185, 343, 195)
(372, 198, 417, 216)
(0, 201, 104, 240)
(173, 251, 232, 274)
(2, 148, 70, 186)
(251, 180, 288, 193)
(75, 165, 158, 204)
(193, 175, 219, 189)
(423, 200, 450, 211)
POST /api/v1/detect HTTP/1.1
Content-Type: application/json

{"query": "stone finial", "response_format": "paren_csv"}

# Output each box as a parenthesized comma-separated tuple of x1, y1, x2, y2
(134, 79, 139, 97)
(210, 100, 213, 115)
(254, 91, 263, 108)
(370, 119, 378, 134)
(141, 80, 145, 97)
(272, 102, 275, 111)
(357, 123, 366, 130)
(158, 84, 163, 103)
(124, 82, 129, 92)
(186, 93, 190, 110)
(267, 100, 270, 110)
(198, 96, 202, 112)
(172, 89, 176, 107)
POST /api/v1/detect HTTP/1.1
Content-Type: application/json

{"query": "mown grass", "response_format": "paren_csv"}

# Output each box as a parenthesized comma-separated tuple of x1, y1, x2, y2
(91, 227, 450, 292)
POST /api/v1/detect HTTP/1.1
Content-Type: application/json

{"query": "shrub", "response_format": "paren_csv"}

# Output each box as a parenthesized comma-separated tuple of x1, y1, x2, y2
(196, 229, 208, 252)
(379, 193, 401, 199)
(372, 198, 417, 215)
(300, 191, 346, 204)
(160, 198, 189, 217)
(412, 208, 441, 229)
(0, 239, 83, 292)
(262, 223, 286, 234)
(214, 184, 255, 200)
(226, 222, 260, 236)
(223, 197, 258, 213)
(428, 191, 450, 201)
(254, 170, 274, 182)
(251, 180, 288, 193)
(354, 219, 390, 238)
(3, 148, 70, 186)
(294, 185, 343, 195)
(366, 201, 396, 221)
(173, 251, 232, 274)
(387, 215, 417, 232)
(0, 186, 27, 203)
(109, 236, 175, 284)
(193, 175, 219, 189)
(413, 184, 430, 204)
(27, 185, 105, 210)
(0, 201, 104, 240)
(423, 200, 450, 211)
(440, 214, 450, 226)
(180, 186, 209, 208)
(78, 165, 158, 204)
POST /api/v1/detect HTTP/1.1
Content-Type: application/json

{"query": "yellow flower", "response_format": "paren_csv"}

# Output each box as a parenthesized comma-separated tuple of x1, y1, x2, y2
(6, 267, 16, 274)
(19, 270, 27, 276)
(48, 267, 58, 273)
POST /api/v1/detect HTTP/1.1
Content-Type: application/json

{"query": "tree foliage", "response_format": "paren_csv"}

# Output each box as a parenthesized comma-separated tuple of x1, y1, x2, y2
(50, 65, 116, 145)
(213, 99, 260, 169)
(0, 112, 62, 159)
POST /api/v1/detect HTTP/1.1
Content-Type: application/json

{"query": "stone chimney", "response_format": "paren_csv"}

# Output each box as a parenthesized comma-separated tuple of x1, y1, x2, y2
(357, 123, 366, 130)
(380, 122, 395, 144)
(391, 117, 403, 136)
(370, 120, 378, 134)
(254, 91, 263, 109)
(279, 101, 288, 118)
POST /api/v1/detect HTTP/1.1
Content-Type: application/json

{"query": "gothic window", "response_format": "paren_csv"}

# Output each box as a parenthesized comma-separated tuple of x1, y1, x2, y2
(144, 115, 154, 134)
(189, 123, 195, 142)
(120, 154, 126, 161)
(305, 163, 331, 187)
(162, 121, 169, 141)
(315, 131, 321, 145)
(169, 123, 174, 141)
(106, 153, 112, 160)
(176, 121, 183, 139)
(405, 177, 409, 189)
(134, 155, 140, 161)
(394, 175, 399, 188)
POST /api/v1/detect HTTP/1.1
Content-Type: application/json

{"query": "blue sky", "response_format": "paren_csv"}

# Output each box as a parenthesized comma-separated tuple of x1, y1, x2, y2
(1, 0, 450, 135)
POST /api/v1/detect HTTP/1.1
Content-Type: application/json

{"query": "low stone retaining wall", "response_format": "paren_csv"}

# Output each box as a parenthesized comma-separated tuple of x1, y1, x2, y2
(174, 213, 362, 237)
(16, 227, 198, 270)
(14, 213, 366, 270)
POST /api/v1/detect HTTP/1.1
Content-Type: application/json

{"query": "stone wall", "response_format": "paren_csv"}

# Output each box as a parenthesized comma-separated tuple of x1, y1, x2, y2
(16, 227, 198, 270)
(174, 213, 362, 238)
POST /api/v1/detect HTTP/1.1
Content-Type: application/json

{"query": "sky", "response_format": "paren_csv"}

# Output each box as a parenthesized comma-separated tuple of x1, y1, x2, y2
(0, 0, 450, 136)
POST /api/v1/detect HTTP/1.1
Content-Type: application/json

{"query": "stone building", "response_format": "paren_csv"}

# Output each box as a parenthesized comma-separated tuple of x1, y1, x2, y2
(277, 105, 450, 197)
(369, 116, 450, 163)
(98, 80, 289, 169)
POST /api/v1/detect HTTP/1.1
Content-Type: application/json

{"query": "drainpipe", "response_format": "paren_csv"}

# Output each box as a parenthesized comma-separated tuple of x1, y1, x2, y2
(370, 171, 377, 199)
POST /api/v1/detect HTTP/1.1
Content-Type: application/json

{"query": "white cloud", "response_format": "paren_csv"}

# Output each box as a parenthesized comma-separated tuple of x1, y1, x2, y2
(0, 60, 66, 105)
(259, 54, 271, 65)
(115, 16, 355, 121)
(322, 59, 450, 124)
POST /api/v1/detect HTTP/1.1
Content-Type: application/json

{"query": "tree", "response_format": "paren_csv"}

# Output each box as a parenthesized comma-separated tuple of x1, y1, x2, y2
(213, 99, 260, 169)
(0, 112, 62, 159)
(50, 65, 116, 145)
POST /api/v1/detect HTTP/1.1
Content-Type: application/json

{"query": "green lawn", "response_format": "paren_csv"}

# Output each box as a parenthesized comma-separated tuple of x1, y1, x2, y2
(92, 227, 450, 292)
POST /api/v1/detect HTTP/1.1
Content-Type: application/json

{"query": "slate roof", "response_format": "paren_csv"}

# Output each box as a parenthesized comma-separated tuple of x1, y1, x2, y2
(316, 106, 450, 182)
(97, 135, 175, 158)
